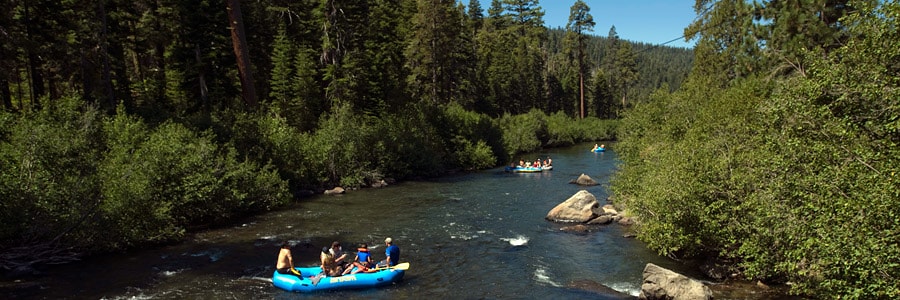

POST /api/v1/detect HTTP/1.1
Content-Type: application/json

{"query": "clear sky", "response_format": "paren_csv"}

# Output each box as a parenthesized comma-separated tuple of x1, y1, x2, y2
(478, 0, 699, 49)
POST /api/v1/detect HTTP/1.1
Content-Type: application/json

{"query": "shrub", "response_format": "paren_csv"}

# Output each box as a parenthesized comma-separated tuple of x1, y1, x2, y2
(0, 97, 104, 248)
(98, 107, 290, 248)
(498, 109, 547, 157)
(434, 103, 502, 170)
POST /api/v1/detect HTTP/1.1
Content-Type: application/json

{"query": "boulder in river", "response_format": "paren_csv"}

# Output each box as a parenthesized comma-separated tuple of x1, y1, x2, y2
(639, 263, 712, 300)
(324, 187, 345, 195)
(559, 224, 593, 233)
(568, 279, 637, 299)
(546, 190, 599, 223)
(569, 173, 599, 186)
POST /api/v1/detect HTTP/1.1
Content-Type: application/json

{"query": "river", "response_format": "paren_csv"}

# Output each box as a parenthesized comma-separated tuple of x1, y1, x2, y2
(6, 143, 793, 299)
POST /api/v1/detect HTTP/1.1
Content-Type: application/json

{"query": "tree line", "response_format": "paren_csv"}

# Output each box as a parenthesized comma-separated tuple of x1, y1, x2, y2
(611, 0, 900, 298)
(0, 1, 689, 272)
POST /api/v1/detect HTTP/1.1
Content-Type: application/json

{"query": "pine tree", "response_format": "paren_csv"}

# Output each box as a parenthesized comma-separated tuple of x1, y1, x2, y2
(226, 0, 258, 108)
(565, 0, 595, 119)
(406, 0, 464, 105)
(269, 25, 294, 113)
(614, 41, 638, 108)
(759, 0, 858, 76)
(684, 0, 761, 83)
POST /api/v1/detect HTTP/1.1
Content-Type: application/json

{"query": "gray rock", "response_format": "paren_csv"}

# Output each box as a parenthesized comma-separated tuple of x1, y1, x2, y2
(639, 263, 713, 300)
(569, 173, 599, 186)
(324, 187, 345, 195)
(546, 190, 599, 222)
(587, 215, 614, 225)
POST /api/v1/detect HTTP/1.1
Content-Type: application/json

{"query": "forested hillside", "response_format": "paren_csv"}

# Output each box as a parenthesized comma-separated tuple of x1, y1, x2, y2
(0, 0, 689, 271)
(611, 0, 900, 298)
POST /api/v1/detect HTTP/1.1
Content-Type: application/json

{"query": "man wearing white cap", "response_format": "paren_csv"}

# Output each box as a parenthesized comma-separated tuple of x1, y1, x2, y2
(379, 237, 400, 267)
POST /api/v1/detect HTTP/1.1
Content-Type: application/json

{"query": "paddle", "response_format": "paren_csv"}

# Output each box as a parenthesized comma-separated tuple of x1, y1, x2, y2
(291, 267, 302, 276)
(368, 262, 410, 272)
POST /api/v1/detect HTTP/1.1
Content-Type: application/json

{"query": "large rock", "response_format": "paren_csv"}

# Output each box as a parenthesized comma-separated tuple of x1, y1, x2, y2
(568, 279, 637, 299)
(587, 215, 614, 225)
(639, 263, 713, 300)
(569, 173, 599, 186)
(324, 187, 345, 195)
(559, 224, 593, 233)
(546, 190, 599, 222)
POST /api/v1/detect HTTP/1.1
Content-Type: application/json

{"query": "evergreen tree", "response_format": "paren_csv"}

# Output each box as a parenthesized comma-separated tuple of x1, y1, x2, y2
(502, 0, 546, 112)
(684, 0, 761, 83)
(602, 25, 620, 103)
(589, 68, 615, 118)
(227, 0, 258, 108)
(292, 46, 323, 131)
(406, 0, 464, 105)
(758, 0, 858, 76)
(614, 41, 638, 107)
(268, 25, 294, 114)
(565, 0, 595, 119)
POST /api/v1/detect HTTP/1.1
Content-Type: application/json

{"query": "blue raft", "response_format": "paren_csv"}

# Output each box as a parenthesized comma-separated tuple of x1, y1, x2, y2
(273, 263, 407, 292)
(505, 166, 553, 173)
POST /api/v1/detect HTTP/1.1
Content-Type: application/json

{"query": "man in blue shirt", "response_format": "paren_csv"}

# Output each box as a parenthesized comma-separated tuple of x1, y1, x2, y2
(380, 237, 400, 267)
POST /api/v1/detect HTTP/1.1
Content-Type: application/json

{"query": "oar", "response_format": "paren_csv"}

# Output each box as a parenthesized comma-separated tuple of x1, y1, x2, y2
(368, 262, 410, 272)
(291, 267, 302, 276)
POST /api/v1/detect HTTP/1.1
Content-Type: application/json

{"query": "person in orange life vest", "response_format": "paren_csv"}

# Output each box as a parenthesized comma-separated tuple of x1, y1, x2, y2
(343, 243, 375, 275)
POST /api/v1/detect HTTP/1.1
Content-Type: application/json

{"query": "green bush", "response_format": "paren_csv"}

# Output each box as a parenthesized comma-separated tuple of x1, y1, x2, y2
(545, 112, 618, 146)
(98, 106, 291, 249)
(612, 3, 900, 297)
(0, 96, 104, 248)
(371, 109, 446, 178)
(498, 109, 547, 157)
(434, 103, 502, 170)
(0, 98, 290, 255)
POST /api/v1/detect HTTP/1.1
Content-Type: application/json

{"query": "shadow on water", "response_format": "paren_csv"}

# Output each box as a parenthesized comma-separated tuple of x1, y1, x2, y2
(3, 142, 799, 299)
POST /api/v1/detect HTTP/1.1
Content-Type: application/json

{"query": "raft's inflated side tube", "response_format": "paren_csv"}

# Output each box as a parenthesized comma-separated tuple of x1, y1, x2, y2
(273, 266, 405, 292)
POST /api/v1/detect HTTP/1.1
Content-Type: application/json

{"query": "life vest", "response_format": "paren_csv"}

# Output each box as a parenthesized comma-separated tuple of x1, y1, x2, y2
(357, 248, 371, 263)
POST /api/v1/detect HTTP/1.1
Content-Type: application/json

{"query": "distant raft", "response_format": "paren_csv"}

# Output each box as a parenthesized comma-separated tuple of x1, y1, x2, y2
(273, 263, 408, 293)
(593, 147, 605, 152)
(505, 166, 553, 173)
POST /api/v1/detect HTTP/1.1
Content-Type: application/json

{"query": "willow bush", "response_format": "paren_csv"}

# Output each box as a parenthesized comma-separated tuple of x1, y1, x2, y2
(612, 2, 900, 297)
(433, 103, 504, 170)
(0, 97, 104, 248)
(0, 97, 291, 253)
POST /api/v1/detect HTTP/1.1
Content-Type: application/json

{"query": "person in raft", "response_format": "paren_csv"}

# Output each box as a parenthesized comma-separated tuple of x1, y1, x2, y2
(320, 246, 345, 277)
(376, 237, 400, 268)
(276, 241, 299, 276)
(343, 243, 375, 275)
(591, 144, 599, 151)
(328, 241, 350, 271)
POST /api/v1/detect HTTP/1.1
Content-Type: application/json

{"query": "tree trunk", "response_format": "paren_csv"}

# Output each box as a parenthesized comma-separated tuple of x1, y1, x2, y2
(226, 0, 257, 109)
(195, 44, 209, 108)
(23, 1, 44, 110)
(1, 76, 11, 110)
(99, 0, 116, 110)
(579, 71, 584, 119)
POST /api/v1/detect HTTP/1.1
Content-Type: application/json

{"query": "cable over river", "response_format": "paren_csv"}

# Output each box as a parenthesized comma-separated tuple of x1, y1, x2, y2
(7, 143, 793, 299)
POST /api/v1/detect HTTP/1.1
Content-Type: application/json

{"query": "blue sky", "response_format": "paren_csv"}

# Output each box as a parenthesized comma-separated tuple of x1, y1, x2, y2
(478, 0, 698, 49)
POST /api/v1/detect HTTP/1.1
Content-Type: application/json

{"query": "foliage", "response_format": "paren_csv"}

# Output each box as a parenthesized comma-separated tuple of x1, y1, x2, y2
(613, 1, 900, 298)
(1, 0, 666, 268)
(0, 97, 290, 255)
(434, 103, 503, 170)
(498, 109, 547, 157)
(0, 97, 104, 248)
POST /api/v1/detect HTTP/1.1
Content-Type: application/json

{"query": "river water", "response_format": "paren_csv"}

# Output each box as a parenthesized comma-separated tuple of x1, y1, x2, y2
(7, 143, 790, 299)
